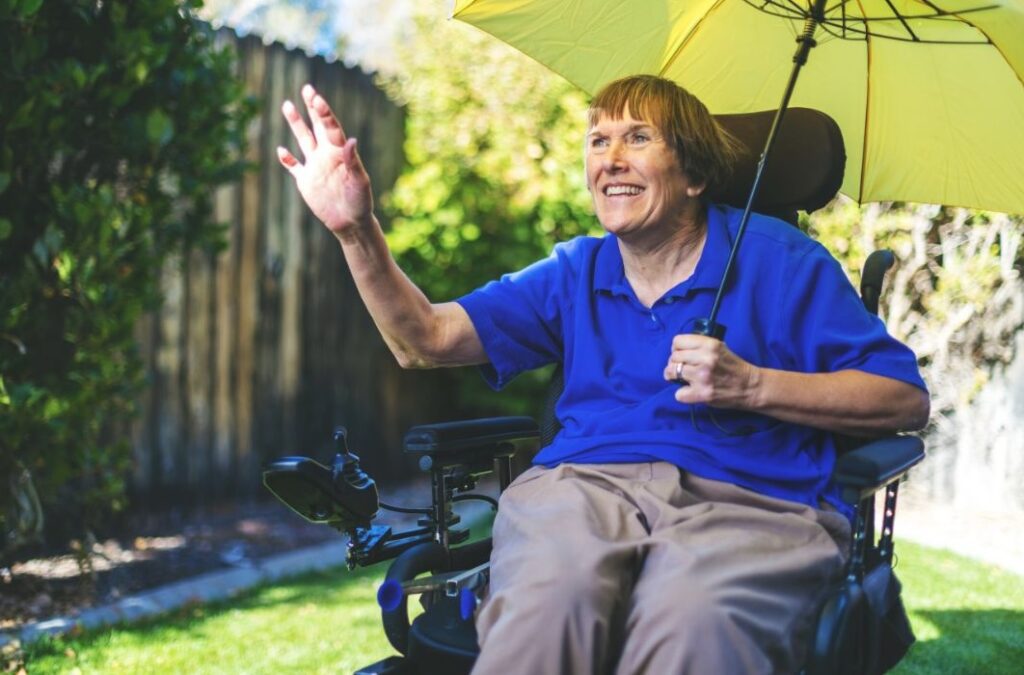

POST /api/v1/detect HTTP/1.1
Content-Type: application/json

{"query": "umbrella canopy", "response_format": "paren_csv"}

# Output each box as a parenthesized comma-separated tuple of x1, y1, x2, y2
(452, 0, 1024, 215)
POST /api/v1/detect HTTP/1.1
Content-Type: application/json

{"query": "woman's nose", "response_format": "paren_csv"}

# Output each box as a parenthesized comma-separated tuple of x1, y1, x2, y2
(603, 140, 627, 170)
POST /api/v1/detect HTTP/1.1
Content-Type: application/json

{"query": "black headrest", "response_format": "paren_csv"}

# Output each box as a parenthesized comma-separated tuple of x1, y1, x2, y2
(711, 108, 846, 225)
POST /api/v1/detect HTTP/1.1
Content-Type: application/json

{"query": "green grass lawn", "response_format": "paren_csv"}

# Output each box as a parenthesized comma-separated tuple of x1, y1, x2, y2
(20, 540, 1024, 674)
(891, 543, 1024, 674)
(20, 563, 396, 674)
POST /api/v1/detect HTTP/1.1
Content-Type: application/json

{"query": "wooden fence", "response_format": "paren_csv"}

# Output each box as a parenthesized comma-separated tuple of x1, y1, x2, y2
(129, 31, 457, 506)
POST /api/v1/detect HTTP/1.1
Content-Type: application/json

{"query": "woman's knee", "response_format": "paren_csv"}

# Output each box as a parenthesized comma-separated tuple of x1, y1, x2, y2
(617, 589, 773, 674)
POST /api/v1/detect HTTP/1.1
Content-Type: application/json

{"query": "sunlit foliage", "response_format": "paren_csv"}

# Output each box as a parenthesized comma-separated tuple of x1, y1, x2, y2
(379, 5, 599, 302)
(0, 0, 253, 558)
(808, 200, 1022, 416)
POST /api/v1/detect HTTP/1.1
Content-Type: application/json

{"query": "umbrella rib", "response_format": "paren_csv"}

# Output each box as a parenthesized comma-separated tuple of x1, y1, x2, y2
(659, 0, 730, 82)
(930, 4, 999, 49)
(882, 0, 919, 40)
(782, 0, 807, 15)
(750, 0, 997, 43)
(856, 0, 871, 203)
(914, 0, 993, 18)
(815, 15, 994, 44)
(846, 4, 998, 22)
(917, 0, 946, 12)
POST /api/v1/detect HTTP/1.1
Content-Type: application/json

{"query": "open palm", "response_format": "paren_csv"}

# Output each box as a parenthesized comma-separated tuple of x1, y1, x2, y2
(277, 84, 374, 236)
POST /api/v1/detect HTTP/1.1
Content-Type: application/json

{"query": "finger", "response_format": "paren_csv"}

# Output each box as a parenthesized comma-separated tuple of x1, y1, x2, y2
(276, 146, 301, 173)
(674, 384, 704, 405)
(664, 350, 708, 377)
(303, 84, 347, 148)
(667, 362, 703, 382)
(313, 91, 348, 147)
(341, 137, 365, 178)
(282, 100, 316, 157)
(665, 349, 685, 379)
(671, 333, 719, 351)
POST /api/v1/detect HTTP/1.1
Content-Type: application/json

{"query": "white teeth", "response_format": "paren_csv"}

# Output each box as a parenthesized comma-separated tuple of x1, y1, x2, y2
(605, 185, 643, 196)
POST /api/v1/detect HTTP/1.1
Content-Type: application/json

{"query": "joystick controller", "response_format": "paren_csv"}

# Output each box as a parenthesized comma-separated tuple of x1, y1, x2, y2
(262, 426, 379, 531)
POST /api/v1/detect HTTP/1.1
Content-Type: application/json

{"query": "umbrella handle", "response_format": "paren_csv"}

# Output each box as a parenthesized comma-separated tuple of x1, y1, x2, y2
(705, 0, 829, 331)
(692, 318, 725, 340)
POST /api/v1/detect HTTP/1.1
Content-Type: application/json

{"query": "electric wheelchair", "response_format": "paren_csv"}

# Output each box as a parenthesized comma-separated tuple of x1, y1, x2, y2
(263, 108, 925, 675)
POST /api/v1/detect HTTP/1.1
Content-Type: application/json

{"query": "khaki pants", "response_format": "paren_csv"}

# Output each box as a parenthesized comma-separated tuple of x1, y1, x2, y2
(472, 462, 851, 675)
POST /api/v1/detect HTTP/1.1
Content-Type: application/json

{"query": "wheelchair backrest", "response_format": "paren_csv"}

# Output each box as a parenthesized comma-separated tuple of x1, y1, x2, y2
(711, 108, 846, 226)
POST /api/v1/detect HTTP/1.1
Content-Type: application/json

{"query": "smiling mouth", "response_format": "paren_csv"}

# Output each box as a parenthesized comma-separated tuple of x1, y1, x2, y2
(604, 185, 644, 197)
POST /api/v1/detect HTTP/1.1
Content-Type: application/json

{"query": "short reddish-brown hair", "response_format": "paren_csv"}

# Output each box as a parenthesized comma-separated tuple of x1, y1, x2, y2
(588, 75, 739, 196)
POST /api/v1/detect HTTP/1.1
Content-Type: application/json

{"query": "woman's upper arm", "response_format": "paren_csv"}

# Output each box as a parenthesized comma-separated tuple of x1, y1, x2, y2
(428, 301, 489, 367)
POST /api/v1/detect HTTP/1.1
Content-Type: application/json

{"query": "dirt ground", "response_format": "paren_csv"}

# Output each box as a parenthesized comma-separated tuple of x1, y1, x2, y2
(1, 475, 443, 633)
(0, 501, 341, 631)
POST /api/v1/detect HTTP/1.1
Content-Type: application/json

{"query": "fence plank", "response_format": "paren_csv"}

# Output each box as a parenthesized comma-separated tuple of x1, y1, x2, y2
(131, 311, 158, 501)
(212, 182, 238, 494)
(278, 50, 309, 451)
(185, 248, 214, 492)
(234, 34, 266, 487)
(154, 257, 185, 492)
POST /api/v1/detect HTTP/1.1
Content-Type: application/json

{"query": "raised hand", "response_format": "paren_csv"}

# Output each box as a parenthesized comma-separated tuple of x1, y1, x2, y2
(277, 84, 374, 237)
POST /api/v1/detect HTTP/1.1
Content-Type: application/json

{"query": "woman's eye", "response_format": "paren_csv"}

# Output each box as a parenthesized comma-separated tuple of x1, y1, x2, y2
(629, 133, 650, 144)
(590, 137, 608, 149)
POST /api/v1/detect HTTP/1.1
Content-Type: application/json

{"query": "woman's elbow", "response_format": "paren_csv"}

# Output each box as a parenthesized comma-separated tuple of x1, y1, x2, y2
(386, 333, 440, 370)
(393, 348, 437, 370)
(901, 389, 931, 431)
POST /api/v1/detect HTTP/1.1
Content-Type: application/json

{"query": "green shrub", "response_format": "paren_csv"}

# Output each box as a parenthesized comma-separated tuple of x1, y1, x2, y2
(0, 0, 253, 559)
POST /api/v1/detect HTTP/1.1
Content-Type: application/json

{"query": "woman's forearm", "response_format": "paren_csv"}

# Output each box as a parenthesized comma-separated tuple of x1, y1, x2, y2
(335, 218, 486, 369)
(748, 368, 930, 436)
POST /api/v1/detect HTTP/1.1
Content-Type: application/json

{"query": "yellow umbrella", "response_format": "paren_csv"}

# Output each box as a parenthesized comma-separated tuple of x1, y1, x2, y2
(452, 0, 1024, 216)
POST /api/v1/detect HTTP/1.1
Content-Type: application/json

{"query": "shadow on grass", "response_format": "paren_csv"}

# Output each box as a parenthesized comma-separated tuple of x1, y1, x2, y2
(897, 609, 1024, 674)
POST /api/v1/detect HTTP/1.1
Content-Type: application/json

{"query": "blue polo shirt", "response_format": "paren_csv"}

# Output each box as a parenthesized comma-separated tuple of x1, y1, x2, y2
(456, 204, 926, 515)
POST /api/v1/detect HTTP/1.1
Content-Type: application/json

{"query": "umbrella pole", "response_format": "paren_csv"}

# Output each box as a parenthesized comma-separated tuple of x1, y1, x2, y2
(696, 0, 829, 340)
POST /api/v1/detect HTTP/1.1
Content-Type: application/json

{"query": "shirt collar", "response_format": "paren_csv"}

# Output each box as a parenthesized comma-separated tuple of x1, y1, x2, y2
(594, 233, 631, 296)
(684, 203, 734, 294)
(593, 203, 736, 299)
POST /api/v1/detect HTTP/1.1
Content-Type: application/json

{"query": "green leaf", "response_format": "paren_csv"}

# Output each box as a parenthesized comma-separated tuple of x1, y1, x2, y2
(8, 99, 35, 131)
(17, 0, 43, 18)
(0, 172, 10, 194)
(145, 109, 175, 146)
(71, 63, 87, 89)
(0, 218, 11, 241)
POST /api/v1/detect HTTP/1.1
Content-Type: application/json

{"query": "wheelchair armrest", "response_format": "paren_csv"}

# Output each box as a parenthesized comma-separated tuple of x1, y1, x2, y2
(833, 435, 925, 503)
(403, 416, 540, 464)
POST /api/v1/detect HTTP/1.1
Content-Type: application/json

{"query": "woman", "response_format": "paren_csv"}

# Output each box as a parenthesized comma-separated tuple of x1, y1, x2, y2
(279, 74, 928, 673)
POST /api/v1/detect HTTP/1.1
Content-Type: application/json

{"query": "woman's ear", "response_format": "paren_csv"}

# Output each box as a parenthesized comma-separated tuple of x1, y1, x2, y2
(686, 180, 707, 198)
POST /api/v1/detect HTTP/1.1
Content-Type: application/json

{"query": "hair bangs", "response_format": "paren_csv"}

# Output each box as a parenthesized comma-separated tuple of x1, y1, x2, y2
(587, 78, 670, 133)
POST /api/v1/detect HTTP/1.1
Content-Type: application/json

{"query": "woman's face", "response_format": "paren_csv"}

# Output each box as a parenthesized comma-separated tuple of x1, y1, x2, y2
(585, 109, 705, 242)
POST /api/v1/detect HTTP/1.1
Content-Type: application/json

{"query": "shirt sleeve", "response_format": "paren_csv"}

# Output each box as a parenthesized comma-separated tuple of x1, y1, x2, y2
(770, 242, 928, 392)
(456, 247, 567, 390)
